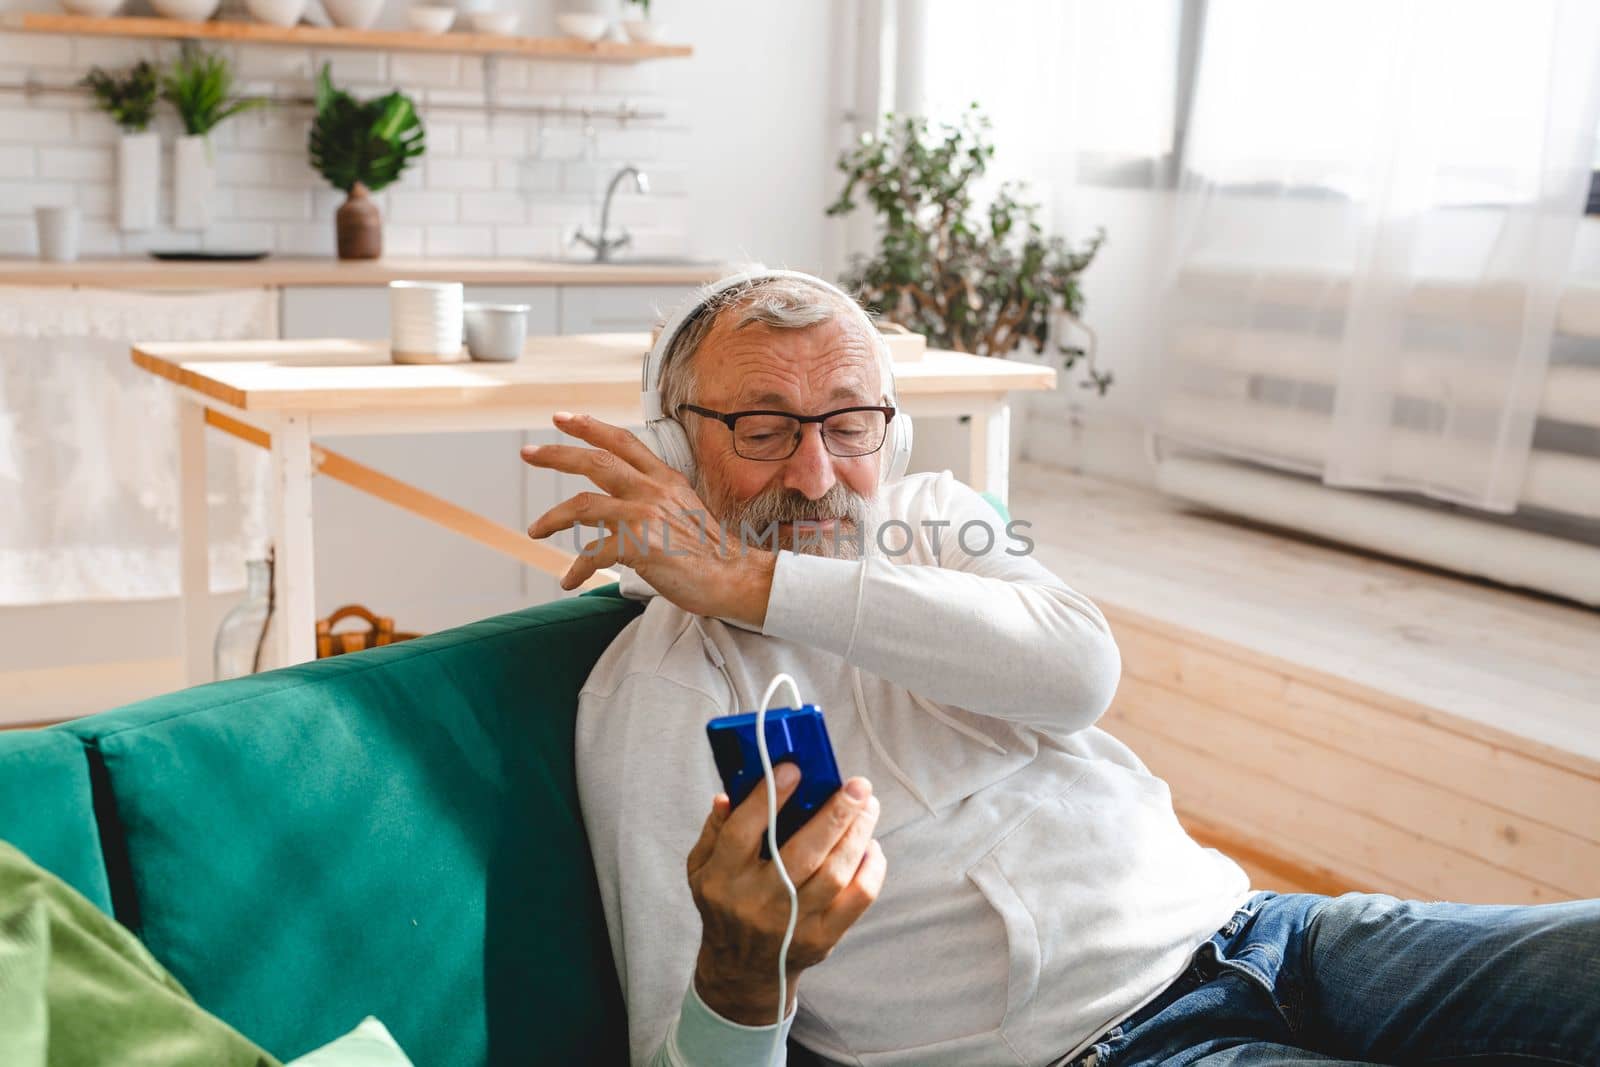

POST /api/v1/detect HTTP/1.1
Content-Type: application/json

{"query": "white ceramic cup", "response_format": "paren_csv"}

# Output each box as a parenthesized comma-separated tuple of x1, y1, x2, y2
(35, 206, 80, 263)
(389, 280, 465, 363)
(463, 303, 529, 362)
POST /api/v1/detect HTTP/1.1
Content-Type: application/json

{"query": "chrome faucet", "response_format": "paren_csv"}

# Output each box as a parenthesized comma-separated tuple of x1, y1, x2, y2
(572, 165, 650, 262)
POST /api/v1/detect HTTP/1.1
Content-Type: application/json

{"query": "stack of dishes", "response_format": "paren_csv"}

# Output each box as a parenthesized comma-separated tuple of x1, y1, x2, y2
(389, 281, 466, 364)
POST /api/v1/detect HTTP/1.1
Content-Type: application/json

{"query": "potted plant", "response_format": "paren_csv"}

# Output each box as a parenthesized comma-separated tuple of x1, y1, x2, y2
(81, 61, 161, 232)
(307, 63, 426, 260)
(162, 46, 266, 231)
(827, 106, 1112, 393)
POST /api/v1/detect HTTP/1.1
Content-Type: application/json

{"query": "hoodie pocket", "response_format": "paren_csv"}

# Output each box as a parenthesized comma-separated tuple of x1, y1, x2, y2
(966, 852, 1043, 1026)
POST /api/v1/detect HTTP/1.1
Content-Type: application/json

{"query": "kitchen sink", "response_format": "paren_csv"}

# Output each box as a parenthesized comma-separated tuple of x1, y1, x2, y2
(546, 255, 728, 268)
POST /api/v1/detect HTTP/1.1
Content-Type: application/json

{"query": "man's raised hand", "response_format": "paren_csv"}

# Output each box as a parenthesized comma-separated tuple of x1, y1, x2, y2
(522, 411, 774, 626)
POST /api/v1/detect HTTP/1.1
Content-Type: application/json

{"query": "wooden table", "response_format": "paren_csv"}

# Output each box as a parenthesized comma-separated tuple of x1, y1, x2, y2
(131, 334, 1057, 681)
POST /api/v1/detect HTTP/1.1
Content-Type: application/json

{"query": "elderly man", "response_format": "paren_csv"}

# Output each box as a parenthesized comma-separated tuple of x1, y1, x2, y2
(523, 272, 1599, 1067)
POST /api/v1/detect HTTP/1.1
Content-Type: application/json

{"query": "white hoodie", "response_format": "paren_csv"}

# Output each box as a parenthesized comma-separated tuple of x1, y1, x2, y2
(574, 470, 1251, 1067)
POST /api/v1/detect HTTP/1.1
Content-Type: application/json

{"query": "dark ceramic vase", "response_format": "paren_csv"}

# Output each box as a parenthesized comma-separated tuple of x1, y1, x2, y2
(335, 181, 382, 260)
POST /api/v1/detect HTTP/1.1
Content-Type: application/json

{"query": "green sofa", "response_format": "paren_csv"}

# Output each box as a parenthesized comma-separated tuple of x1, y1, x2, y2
(0, 586, 648, 1066)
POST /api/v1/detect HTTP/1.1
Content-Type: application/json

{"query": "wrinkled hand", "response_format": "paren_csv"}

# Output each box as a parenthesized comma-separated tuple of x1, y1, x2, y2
(686, 763, 886, 1026)
(522, 412, 775, 626)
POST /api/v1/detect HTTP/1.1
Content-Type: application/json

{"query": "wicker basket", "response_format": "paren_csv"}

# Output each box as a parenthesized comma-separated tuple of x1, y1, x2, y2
(315, 604, 423, 659)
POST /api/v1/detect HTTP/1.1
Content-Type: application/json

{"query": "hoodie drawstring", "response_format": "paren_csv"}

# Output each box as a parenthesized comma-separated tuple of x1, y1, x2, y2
(693, 617, 739, 715)
(850, 665, 937, 816)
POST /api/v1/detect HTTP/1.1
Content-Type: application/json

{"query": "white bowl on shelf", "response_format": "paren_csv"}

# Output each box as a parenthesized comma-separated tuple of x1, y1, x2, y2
(407, 4, 455, 32)
(246, 0, 306, 27)
(322, 0, 382, 29)
(621, 18, 662, 43)
(466, 9, 517, 34)
(59, 0, 127, 17)
(555, 12, 607, 41)
(149, 0, 220, 20)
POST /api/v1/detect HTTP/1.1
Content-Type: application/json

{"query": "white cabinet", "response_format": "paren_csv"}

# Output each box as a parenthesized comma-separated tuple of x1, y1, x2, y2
(558, 285, 694, 334)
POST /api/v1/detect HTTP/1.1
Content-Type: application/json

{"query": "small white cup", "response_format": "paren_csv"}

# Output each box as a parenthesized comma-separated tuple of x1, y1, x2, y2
(463, 303, 529, 362)
(389, 280, 465, 364)
(35, 206, 80, 263)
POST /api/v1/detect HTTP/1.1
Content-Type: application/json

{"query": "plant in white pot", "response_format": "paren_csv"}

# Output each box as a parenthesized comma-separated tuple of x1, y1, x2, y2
(161, 47, 265, 232)
(80, 61, 161, 232)
(307, 64, 426, 260)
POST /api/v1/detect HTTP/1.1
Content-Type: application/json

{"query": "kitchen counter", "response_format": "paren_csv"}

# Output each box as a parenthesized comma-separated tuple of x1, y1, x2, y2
(0, 257, 732, 289)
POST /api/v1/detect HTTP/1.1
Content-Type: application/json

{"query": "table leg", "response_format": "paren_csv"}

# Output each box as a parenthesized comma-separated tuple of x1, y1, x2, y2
(968, 399, 1012, 504)
(177, 397, 211, 686)
(270, 415, 317, 667)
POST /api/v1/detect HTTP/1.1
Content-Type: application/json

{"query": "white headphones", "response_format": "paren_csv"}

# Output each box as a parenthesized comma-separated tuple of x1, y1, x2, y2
(638, 267, 914, 485)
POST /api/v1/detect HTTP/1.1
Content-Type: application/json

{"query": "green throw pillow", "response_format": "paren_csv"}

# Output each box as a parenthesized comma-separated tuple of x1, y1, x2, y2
(0, 840, 279, 1067)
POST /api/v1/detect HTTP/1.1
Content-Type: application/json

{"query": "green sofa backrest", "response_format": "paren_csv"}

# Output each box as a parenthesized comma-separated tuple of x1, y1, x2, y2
(49, 588, 644, 1066)
(0, 728, 113, 913)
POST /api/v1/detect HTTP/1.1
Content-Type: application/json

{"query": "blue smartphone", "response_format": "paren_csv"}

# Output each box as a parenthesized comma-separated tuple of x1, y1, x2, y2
(705, 704, 843, 856)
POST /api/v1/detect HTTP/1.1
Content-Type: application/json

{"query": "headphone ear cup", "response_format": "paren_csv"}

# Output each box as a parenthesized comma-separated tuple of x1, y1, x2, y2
(886, 411, 913, 482)
(641, 419, 696, 480)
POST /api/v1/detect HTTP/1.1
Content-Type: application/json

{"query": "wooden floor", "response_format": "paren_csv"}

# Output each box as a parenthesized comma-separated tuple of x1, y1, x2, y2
(1013, 461, 1600, 903)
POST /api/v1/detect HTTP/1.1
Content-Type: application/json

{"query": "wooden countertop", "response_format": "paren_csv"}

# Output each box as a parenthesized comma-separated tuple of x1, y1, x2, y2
(0, 257, 731, 289)
(131, 334, 1058, 414)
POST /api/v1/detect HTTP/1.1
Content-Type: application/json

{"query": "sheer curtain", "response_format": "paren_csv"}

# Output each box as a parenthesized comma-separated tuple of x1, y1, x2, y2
(866, 0, 1196, 467)
(0, 288, 274, 605)
(1157, 0, 1600, 512)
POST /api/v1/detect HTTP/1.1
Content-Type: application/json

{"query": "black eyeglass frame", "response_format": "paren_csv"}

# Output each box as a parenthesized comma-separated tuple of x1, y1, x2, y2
(676, 402, 898, 461)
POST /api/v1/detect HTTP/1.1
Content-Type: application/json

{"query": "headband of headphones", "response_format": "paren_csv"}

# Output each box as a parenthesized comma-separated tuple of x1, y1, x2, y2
(639, 267, 898, 426)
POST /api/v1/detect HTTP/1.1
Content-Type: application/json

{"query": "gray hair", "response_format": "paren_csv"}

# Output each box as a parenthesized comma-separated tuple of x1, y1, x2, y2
(657, 275, 875, 430)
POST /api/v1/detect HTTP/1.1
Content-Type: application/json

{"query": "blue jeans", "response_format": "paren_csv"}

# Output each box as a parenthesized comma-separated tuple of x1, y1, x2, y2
(1070, 891, 1600, 1066)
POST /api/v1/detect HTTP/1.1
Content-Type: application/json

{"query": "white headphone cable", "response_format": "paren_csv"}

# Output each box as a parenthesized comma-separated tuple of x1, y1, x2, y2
(755, 671, 803, 1067)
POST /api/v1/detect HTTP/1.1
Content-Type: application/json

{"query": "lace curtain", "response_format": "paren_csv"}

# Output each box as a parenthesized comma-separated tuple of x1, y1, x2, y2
(0, 287, 276, 605)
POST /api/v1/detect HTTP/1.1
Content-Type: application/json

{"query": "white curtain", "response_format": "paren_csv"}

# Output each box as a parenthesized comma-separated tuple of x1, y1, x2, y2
(891, 0, 1600, 515)
(1156, 0, 1600, 512)
(0, 288, 275, 605)
(889, 0, 1180, 244)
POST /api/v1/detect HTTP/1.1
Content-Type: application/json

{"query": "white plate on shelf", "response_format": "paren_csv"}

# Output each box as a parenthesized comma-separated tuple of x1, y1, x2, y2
(323, 0, 381, 28)
(407, 4, 455, 32)
(555, 12, 607, 41)
(466, 10, 517, 34)
(59, 0, 127, 16)
(621, 18, 663, 43)
(150, 0, 220, 19)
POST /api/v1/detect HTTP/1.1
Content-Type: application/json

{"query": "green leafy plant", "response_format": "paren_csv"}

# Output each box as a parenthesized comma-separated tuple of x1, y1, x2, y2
(827, 105, 1111, 392)
(80, 61, 161, 133)
(161, 46, 265, 137)
(307, 63, 426, 194)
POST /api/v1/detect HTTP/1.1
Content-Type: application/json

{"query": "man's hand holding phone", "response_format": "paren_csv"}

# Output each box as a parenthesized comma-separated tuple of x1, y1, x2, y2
(685, 764, 886, 1026)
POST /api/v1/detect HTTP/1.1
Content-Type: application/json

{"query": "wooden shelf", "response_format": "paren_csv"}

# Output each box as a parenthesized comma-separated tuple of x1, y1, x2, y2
(1, 12, 692, 61)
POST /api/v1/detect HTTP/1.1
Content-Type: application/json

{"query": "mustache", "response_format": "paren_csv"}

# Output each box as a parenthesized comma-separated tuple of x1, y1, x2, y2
(733, 481, 871, 530)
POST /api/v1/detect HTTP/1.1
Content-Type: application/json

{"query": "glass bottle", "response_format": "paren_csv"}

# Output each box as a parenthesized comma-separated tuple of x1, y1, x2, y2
(213, 554, 275, 682)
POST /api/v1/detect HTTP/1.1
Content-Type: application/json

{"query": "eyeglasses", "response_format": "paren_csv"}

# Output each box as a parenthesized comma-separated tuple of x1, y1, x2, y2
(677, 403, 897, 462)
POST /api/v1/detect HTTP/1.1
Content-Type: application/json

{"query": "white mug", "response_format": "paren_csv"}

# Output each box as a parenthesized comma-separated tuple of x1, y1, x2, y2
(463, 303, 529, 362)
(389, 280, 465, 364)
(35, 206, 80, 263)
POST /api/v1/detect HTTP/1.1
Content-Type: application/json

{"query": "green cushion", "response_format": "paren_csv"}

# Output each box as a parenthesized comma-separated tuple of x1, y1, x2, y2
(61, 593, 644, 1066)
(0, 730, 111, 914)
(0, 840, 278, 1067)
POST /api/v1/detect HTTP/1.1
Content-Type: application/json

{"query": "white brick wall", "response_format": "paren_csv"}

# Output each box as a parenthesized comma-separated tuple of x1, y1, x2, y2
(0, 32, 689, 258)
